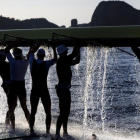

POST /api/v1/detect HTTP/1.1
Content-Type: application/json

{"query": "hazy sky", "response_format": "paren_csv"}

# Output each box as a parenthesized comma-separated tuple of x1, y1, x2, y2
(0, 0, 140, 27)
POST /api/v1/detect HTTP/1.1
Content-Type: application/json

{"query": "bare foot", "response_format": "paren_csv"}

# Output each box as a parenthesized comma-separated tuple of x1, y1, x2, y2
(63, 133, 71, 139)
(5, 118, 10, 125)
(55, 134, 65, 140)
(30, 131, 38, 136)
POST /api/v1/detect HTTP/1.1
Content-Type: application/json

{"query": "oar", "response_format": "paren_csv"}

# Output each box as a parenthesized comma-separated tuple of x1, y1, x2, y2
(52, 32, 80, 40)
(2, 34, 51, 47)
(117, 48, 136, 57)
(3, 34, 34, 41)
(52, 33, 136, 57)
(51, 32, 100, 46)
(3, 34, 55, 47)
(0, 40, 8, 46)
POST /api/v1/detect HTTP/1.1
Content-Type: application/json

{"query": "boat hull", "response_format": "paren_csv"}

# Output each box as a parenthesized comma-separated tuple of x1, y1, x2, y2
(0, 26, 140, 47)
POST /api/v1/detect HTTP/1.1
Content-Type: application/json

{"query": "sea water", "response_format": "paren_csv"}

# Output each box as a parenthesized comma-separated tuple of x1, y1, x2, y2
(0, 46, 140, 140)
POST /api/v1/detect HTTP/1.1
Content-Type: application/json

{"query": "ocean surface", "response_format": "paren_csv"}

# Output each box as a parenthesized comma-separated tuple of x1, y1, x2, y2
(0, 46, 140, 140)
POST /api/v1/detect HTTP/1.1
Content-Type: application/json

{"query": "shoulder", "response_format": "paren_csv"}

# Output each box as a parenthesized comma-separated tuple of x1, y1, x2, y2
(6, 53, 15, 62)
(58, 56, 68, 62)
(57, 57, 63, 64)
(29, 53, 35, 59)
(5, 61, 10, 66)
(29, 53, 34, 57)
(24, 58, 29, 62)
(46, 59, 55, 67)
(46, 59, 55, 64)
(1, 61, 9, 67)
(29, 53, 35, 63)
(21, 59, 29, 65)
(6, 52, 12, 58)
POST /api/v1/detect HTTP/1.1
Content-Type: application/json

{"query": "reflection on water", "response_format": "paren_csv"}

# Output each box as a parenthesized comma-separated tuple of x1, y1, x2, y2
(0, 46, 140, 139)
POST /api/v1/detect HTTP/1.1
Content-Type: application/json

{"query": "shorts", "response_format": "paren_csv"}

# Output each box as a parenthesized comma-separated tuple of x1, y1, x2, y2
(56, 88, 71, 99)
(2, 86, 9, 96)
(56, 88, 71, 117)
(1, 80, 11, 96)
(8, 80, 26, 99)
(31, 87, 51, 102)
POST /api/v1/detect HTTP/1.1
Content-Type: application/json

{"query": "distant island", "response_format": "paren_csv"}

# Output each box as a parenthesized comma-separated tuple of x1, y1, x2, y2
(0, 1, 140, 29)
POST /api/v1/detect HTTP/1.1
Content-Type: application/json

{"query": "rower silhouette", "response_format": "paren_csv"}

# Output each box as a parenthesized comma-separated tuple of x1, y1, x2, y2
(29, 43, 57, 137)
(55, 41, 81, 140)
(5, 40, 30, 130)
(0, 49, 11, 125)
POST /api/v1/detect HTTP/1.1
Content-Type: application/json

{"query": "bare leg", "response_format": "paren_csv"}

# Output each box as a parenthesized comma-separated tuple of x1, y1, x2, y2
(8, 98, 17, 130)
(19, 97, 30, 124)
(4, 87, 11, 125)
(5, 110, 10, 125)
(56, 89, 71, 135)
(41, 96, 51, 134)
(63, 98, 71, 135)
(56, 115, 63, 135)
(56, 97, 64, 135)
(29, 94, 39, 133)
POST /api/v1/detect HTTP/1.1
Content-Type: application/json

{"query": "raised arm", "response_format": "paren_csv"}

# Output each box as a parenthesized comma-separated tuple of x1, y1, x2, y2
(68, 41, 81, 66)
(5, 40, 20, 54)
(30, 42, 41, 53)
(75, 47, 80, 64)
(131, 46, 140, 61)
(51, 44, 57, 62)
(68, 40, 81, 60)
(26, 45, 34, 60)
(26, 42, 41, 59)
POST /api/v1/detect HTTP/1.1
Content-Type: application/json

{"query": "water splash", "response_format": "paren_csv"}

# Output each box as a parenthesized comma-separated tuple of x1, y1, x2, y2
(83, 46, 96, 139)
(100, 47, 109, 132)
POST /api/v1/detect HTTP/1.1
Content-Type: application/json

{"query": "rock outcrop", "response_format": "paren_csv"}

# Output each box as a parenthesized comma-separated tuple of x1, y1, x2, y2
(91, 1, 140, 26)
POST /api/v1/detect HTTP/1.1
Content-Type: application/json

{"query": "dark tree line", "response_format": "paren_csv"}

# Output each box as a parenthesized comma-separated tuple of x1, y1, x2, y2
(0, 16, 59, 29)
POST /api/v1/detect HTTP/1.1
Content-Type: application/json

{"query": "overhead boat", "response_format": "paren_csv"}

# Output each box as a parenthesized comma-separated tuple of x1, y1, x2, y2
(0, 25, 140, 47)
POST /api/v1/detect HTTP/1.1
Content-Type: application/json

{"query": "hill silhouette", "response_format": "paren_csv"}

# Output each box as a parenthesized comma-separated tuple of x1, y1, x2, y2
(91, 1, 140, 26)
(1, 1, 140, 29)
(0, 16, 59, 29)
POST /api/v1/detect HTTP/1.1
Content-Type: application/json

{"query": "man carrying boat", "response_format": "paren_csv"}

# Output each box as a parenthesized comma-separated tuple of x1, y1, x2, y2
(5, 40, 30, 130)
(29, 43, 57, 137)
(0, 49, 11, 125)
(55, 42, 81, 140)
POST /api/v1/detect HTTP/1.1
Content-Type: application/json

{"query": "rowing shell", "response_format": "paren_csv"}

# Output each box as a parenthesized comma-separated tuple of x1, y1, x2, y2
(0, 25, 140, 47)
